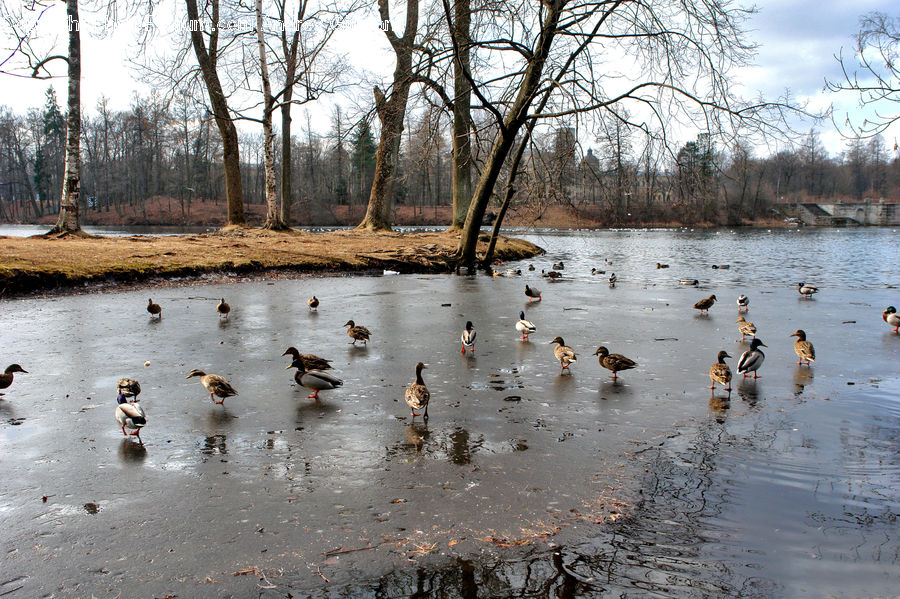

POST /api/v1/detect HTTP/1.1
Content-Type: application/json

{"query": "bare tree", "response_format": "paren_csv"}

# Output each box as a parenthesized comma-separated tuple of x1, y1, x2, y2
(185, 0, 247, 226)
(357, 0, 419, 231)
(827, 12, 899, 138)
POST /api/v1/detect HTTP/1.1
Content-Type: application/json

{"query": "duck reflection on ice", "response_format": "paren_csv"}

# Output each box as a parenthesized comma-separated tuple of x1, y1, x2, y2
(118, 438, 147, 463)
(201, 433, 227, 455)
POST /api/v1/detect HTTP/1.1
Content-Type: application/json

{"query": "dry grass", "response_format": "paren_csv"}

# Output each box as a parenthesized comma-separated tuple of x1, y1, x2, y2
(0, 227, 542, 297)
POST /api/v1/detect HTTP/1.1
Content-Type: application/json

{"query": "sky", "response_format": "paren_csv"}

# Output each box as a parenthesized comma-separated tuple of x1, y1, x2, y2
(1, 0, 897, 159)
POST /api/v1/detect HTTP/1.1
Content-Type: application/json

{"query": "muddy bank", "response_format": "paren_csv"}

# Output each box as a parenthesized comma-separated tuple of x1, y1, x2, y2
(0, 228, 543, 298)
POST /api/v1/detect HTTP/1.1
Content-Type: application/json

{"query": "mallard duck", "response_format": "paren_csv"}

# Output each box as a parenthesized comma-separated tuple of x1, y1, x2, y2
(882, 306, 899, 333)
(680, 279, 700, 286)
(737, 294, 749, 312)
(711, 264, 730, 270)
(286, 357, 343, 400)
(590, 268, 606, 275)
(789, 330, 815, 365)
(147, 298, 161, 319)
(605, 258, 613, 265)
(549, 336, 577, 371)
(797, 282, 818, 298)
(735, 316, 756, 340)
(543, 270, 562, 280)
(115, 392, 147, 442)
(737, 338, 766, 378)
(525, 284, 542, 302)
(656, 263, 669, 269)
(186, 369, 238, 404)
(593, 346, 636, 379)
(282, 346, 333, 371)
(504, 269, 522, 277)
(516, 311, 536, 340)
(344, 320, 371, 345)
(216, 298, 231, 318)
(0, 364, 27, 396)
(307, 295, 319, 311)
(552, 262, 565, 270)
(528, 264, 535, 271)
(608, 272, 617, 287)
(405, 362, 430, 419)
(694, 294, 717, 313)
(708, 350, 732, 392)
(116, 378, 142, 402)
(460, 321, 476, 354)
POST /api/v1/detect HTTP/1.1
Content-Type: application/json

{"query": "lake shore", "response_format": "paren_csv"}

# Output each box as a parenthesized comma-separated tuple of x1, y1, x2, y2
(0, 227, 543, 298)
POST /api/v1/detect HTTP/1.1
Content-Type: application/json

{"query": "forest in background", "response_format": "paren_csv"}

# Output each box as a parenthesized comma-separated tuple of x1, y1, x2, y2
(2, 88, 898, 228)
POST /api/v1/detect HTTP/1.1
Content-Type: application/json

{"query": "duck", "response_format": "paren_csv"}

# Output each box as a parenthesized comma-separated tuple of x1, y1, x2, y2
(116, 378, 142, 402)
(593, 346, 636, 380)
(115, 392, 147, 443)
(147, 298, 161, 319)
(605, 258, 613, 265)
(797, 282, 818, 299)
(680, 279, 700, 286)
(735, 316, 756, 340)
(216, 298, 231, 319)
(590, 268, 606, 275)
(543, 270, 562, 280)
(504, 268, 522, 277)
(549, 336, 577, 371)
(711, 264, 730, 270)
(516, 311, 536, 340)
(286, 356, 343, 400)
(405, 362, 430, 419)
(737, 338, 766, 379)
(186, 369, 238, 404)
(694, 294, 717, 314)
(708, 350, 732, 393)
(282, 346, 333, 371)
(656, 263, 669, 269)
(737, 294, 749, 312)
(307, 295, 319, 311)
(525, 284, 542, 302)
(460, 321, 476, 354)
(883, 306, 900, 333)
(0, 364, 27, 396)
(528, 264, 535, 271)
(552, 261, 565, 270)
(608, 273, 617, 287)
(344, 320, 371, 345)
(789, 330, 815, 365)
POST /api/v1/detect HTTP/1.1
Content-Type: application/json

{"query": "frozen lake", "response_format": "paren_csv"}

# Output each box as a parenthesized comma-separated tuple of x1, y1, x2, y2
(0, 227, 898, 597)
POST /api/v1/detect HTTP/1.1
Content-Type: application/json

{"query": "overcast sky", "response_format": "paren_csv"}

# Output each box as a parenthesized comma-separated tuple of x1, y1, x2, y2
(2, 0, 897, 158)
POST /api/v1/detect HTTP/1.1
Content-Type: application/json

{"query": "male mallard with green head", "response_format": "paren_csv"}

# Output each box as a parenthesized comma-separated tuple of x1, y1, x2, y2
(789, 330, 815, 365)
(708, 351, 732, 393)
(344, 320, 371, 345)
(737, 295, 749, 312)
(0, 364, 27, 396)
(883, 306, 899, 333)
(147, 298, 161, 319)
(593, 346, 636, 380)
(525, 284, 542, 302)
(307, 296, 319, 311)
(282, 347, 333, 371)
(286, 357, 343, 400)
(460, 321, 476, 354)
(550, 337, 577, 371)
(516, 311, 536, 340)
(797, 282, 818, 299)
(115, 392, 147, 443)
(405, 362, 430, 419)
(737, 339, 766, 379)
(186, 369, 238, 404)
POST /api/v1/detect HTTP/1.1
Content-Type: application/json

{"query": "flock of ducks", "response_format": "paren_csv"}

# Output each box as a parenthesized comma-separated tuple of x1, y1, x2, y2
(3, 265, 898, 443)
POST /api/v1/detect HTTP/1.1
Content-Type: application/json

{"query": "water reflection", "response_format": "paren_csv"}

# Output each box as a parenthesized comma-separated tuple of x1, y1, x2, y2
(200, 433, 227, 455)
(118, 438, 147, 463)
(736, 379, 761, 407)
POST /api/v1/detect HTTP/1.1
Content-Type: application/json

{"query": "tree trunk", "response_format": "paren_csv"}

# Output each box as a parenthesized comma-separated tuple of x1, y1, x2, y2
(449, 0, 472, 230)
(456, 3, 563, 270)
(280, 97, 293, 226)
(256, 0, 286, 230)
(49, 0, 81, 235)
(357, 0, 418, 231)
(185, 0, 246, 227)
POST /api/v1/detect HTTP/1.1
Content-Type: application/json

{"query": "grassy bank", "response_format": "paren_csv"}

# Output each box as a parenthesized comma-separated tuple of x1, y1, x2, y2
(0, 228, 543, 298)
